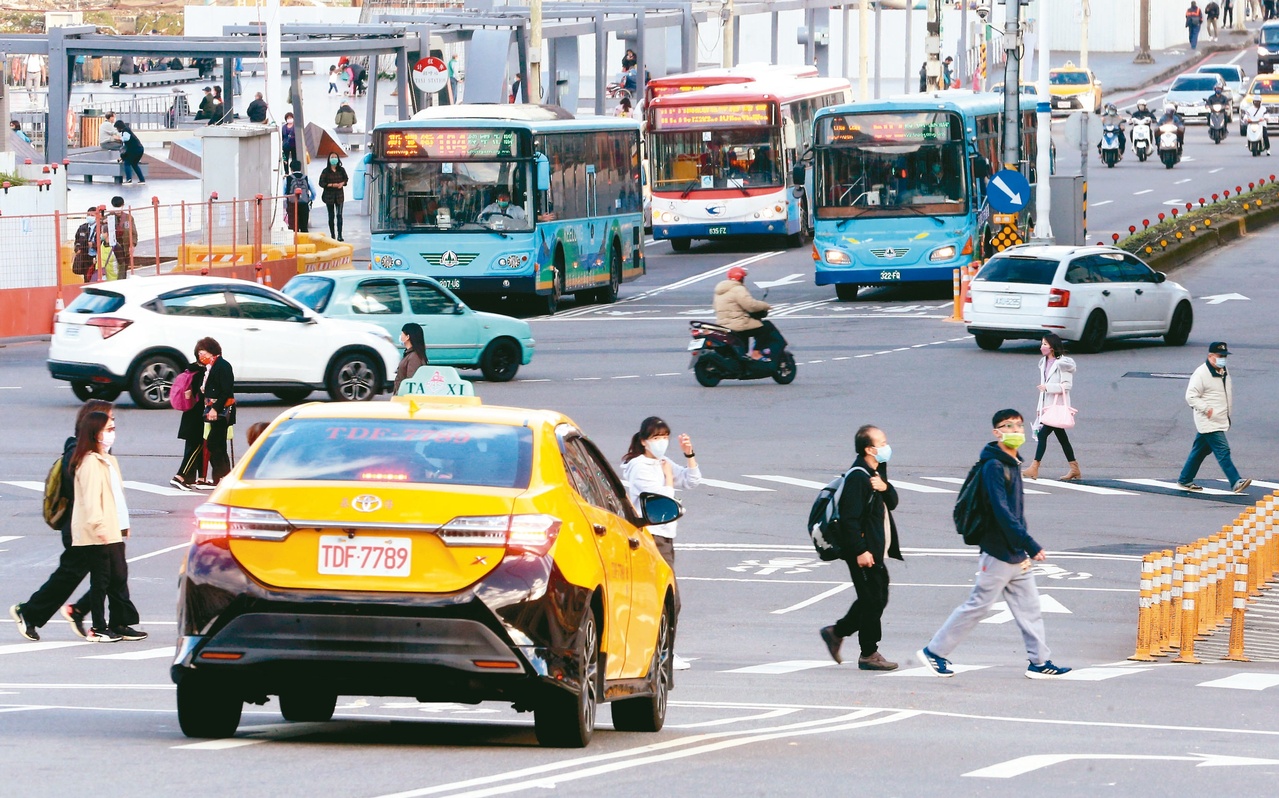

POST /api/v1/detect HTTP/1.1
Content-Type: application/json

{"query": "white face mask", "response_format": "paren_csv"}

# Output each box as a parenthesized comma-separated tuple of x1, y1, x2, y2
(100, 430, 116, 450)
(1216, 356, 1228, 368)
(646, 437, 669, 459)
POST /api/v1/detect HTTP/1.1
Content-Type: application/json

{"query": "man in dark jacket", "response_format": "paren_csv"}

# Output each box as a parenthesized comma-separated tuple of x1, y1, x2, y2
(246, 92, 268, 123)
(819, 425, 902, 670)
(917, 409, 1072, 679)
(195, 86, 215, 120)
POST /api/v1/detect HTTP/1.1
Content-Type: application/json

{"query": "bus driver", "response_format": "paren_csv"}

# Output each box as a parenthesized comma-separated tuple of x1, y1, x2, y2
(478, 190, 526, 224)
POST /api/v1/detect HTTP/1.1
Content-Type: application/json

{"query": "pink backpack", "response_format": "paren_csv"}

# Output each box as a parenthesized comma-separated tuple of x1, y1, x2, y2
(170, 370, 197, 411)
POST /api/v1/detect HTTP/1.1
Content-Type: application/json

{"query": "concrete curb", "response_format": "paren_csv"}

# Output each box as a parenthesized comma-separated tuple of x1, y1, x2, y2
(1140, 203, 1279, 273)
(1109, 40, 1241, 96)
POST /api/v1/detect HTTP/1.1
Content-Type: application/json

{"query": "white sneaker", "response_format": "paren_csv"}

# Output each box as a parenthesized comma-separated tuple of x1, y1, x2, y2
(672, 654, 692, 671)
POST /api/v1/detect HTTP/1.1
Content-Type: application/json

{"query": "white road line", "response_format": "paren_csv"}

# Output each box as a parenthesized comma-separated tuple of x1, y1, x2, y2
(622, 251, 782, 303)
(675, 542, 1142, 561)
(1091, 200, 1113, 207)
(610, 375, 640, 379)
(1055, 666, 1155, 681)
(665, 708, 801, 729)
(1, 481, 44, 492)
(833, 356, 850, 361)
(927, 476, 1050, 495)
(1210, 167, 1223, 173)
(1119, 478, 1235, 496)
(1134, 189, 1153, 195)
(653, 372, 681, 376)
(892, 480, 958, 494)
(126, 543, 189, 563)
(1175, 178, 1192, 184)
(172, 721, 340, 750)
(722, 660, 837, 675)
(121, 481, 192, 497)
(1020, 478, 1137, 495)
(891, 664, 990, 677)
(0, 683, 174, 690)
(0, 642, 91, 657)
(0, 706, 53, 714)
(1217, 478, 1279, 490)
(82, 645, 176, 661)
(771, 583, 854, 615)
(743, 474, 826, 490)
(698, 478, 775, 492)
(1197, 673, 1279, 691)
(570, 377, 601, 381)
(0, 536, 22, 544)
(1230, 49, 1247, 64)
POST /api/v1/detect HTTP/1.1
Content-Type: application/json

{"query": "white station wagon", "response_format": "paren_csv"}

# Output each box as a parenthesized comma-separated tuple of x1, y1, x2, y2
(965, 245, 1193, 353)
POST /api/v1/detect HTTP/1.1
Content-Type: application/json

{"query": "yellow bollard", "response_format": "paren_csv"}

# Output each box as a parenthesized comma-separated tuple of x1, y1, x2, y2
(1246, 518, 1263, 598)
(950, 268, 962, 321)
(1170, 547, 1187, 651)
(1147, 553, 1167, 658)
(1216, 528, 1233, 627)
(1224, 558, 1251, 662)
(1173, 555, 1202, 663)
(1130, 554, 1156, 661)
(1157, 550, 1174, 654)
(1199, 536, 1219, 636)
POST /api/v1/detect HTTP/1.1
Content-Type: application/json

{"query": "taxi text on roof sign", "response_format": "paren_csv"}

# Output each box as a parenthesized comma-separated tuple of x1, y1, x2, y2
(396, 366, 475, 397)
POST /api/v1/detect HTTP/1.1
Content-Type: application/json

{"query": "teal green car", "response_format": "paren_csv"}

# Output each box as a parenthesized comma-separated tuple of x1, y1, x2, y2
(282, 272, 534, 382)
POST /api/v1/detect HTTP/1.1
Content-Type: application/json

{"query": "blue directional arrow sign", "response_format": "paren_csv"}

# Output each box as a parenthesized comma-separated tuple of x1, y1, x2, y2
(987, 169, 1031, 214)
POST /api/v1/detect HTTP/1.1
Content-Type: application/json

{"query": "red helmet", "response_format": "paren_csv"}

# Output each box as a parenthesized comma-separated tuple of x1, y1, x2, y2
(726, 266, 748, 282)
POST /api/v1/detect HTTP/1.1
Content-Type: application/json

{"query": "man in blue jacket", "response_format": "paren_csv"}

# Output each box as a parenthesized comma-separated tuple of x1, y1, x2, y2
(917, 409, 1071, 679)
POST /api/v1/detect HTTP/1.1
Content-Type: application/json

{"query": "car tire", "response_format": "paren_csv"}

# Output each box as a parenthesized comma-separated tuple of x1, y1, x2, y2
(771, 352, 798, 385)
(479, 338, 521, 382)
(1164, 301, 1193, 346)
(176, 675, 242, 739)
(693, 359, 721, 387)
(71, 382, 122, 403)
(534, 606, 598, 748)
(834, 283, 861, 302)
(670, 237, 691, 253)
(326, 352, 381, 402)
(272, 388, 312, 404)
(610, 604, 672, 733)
(1076, 310, 1108, 354)
(974, 332, 1004, 351)
(128, 354, 181, 410)
(278, 691, 337, 723)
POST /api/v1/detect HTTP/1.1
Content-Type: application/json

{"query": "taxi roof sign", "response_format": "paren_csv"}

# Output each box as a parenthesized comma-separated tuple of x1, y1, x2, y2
(395, 366, 476, 397)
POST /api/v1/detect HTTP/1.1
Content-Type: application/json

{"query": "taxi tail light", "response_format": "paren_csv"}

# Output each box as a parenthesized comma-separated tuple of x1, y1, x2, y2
(438, 514, 561, 555)
(86, 317, 132, 339)
(193, 503, 292, 546)
(1048, 288, 1071, 308)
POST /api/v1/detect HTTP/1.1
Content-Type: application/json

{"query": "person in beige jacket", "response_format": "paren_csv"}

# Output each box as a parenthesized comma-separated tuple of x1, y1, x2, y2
(712, 265, 782, 358)
(1177, 341, 1250, 493)
(70, 411, 145, 642)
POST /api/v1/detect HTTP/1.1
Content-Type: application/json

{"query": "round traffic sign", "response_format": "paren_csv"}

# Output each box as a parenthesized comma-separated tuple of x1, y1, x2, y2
(987, 169, 1031, 214)
(412, 57, 448, 93)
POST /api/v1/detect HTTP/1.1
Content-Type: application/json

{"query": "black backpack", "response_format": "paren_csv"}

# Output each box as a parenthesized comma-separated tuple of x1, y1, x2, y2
(287, 172, 313, 203)
(808, 466, 870, 561)
(953, 460, 1012, 546)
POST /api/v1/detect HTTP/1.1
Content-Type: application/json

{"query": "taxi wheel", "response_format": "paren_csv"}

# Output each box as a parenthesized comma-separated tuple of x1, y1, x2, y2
(327, 353, 381, 402)
(479, 338, 521, 382)
(610, 604, 672, 733)
(278, 691, 337, 723)
(534, 607, 598, 748)
(177, 675, 242, 739)
(71, 381, 122, 403)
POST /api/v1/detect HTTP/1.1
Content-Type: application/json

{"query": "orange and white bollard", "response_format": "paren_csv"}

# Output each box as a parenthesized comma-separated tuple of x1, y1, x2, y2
(1130, 554, 1156, 662)
(1199, 536, 1218, 636)
(1154, 550, 1173, 654)
(1225, 556, 1250, 662)
(950, 268, 962, 321)
(1173, 555, 1202, 664)
(1170, 546, 1187, 651)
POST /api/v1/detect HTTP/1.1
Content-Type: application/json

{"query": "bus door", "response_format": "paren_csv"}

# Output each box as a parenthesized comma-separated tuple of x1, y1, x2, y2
(583, 162, 605, 277)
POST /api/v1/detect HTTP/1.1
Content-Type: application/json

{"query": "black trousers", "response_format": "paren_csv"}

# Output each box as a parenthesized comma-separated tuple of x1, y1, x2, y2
(653, 534, 681, 629)
(82, 541, 139, 631)
(177, 436, 204, 483)
(206, 420, 231, 483)
(21, 540, 95, 627)
(286, 200, 310, 233)
(749, 320, 785, 355)
(325, 200, 344, 239)
(1033, 424, 1076, 463)
(833, 561, 890, 657)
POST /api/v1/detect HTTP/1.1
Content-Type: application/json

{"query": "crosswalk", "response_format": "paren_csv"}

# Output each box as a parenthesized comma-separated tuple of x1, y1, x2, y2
(1, 480, 200, 499)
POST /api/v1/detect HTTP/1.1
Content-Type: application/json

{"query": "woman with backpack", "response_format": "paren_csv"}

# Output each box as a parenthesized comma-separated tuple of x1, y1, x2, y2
(1023, 333, 1080, 481)
(114, 119, 145, 184)
(72, 207, 98, 283)
(170, 350, 207, 492)
(318, 154, 349, 241)
(283, 159, 313, 233)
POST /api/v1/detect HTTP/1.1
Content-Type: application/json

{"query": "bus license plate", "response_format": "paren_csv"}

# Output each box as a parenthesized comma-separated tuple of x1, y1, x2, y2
(707, 226, 728, 235)
(318, 535, 412, 577)
(994, 296, 1022, 309)
(437, 279, 461, 290)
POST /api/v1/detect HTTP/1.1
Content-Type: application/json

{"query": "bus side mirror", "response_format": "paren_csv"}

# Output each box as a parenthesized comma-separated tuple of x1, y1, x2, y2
(536, 153, 550, 191)
(972, 157, 991, 179)
(782, 119, 797, 151)
(792, 164, 806, 186)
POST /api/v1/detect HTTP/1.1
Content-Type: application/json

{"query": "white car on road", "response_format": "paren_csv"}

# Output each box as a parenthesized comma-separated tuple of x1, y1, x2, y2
(965, 245, 1193, 353)
(48, 275, 401, 409)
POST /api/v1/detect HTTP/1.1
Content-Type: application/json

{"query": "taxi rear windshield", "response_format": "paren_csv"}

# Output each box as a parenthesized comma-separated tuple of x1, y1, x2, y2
(1050, 72, 1090, 86)
(242, 419, 534, 489)
(976, 257, 1059, 285)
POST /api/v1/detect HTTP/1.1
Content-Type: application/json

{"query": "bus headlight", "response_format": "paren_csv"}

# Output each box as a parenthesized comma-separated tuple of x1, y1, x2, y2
(929, 246, 957, 262)
(755, 209, 774, 219)
(824, 250, 852, 265)
(660, 212, 681, 223)
(495, 253, 531, 270)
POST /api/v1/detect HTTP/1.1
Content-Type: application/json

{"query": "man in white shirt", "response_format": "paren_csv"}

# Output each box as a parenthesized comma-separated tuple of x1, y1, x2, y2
(478, 190, 527, 224)
(25, 53, 43, 101)
(1241, 97, 1270, 155)
(99, 111, 123, 152)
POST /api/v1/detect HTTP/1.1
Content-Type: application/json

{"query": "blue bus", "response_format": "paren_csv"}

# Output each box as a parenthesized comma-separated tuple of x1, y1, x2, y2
(368, 106, 645, 314)
(808, 91, 1039, 300)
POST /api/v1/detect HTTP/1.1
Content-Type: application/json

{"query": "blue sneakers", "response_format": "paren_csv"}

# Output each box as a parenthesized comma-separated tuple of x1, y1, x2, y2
(917, 647, 954, 677)
(1026, 660, 1072, 679)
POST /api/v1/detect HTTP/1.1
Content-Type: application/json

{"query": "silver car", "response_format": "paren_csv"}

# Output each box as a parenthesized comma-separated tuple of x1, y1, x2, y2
(1196, 64, 1247, 110)
(1165, 73, 1226, 122)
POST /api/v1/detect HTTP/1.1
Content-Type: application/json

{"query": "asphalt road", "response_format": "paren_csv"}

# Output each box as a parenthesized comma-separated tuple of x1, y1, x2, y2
(3, 207, 1279, 795)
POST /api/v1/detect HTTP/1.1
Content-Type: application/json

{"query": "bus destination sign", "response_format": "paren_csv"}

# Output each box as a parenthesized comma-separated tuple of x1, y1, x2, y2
(823, 113, 954, 144)
(381, 129, 519, 159)
(652, 103, 773, 129)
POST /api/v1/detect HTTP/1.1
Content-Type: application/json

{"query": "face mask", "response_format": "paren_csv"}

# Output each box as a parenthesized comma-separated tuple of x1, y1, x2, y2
(1041, 344, 1052, 356)
(498, 200, 510, 209)
(1001, 432, 1026, 450)
(874, 444, 892, 463)
(646, 437, 669, 459)
(1216, 356, 1228, 368)
(100, 430, 116, 450)
(329, 157, 339, 166)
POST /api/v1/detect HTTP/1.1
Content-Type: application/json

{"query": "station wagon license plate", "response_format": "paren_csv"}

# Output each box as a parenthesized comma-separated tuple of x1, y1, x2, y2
(994, 296, 1022, 309)
(318, 535, 412, 577)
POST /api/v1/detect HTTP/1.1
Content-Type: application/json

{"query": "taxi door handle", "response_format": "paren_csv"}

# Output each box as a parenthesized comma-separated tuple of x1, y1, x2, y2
(628, 537, 640, 550)
(593, 524, 607, 537)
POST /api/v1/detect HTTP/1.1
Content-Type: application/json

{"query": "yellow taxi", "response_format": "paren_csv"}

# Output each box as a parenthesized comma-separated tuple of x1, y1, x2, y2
(1240, 73, 1279, 131)
(1049, 61, 1103, 115)
(172, 372, 681, 748)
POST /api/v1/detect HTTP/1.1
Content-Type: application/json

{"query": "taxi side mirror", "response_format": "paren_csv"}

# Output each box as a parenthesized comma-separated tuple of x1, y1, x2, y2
(639, 492, 683, 526)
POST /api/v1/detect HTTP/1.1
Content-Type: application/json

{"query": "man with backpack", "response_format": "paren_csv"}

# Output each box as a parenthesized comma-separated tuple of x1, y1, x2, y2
(283, 160, 314, 233)
(818, 425, 902, 671)
(105, 196, 137, 279)
(71, 207, 99, 282)
(917, 409, 1072, 679)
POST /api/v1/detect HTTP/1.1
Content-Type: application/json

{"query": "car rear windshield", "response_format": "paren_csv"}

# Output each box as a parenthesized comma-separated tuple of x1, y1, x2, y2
(975, 257, 1059, 285)
(1253, 77, 1279, 94)
(1050, 72, 1089, 86)
(281, 277, 335, 312)
(242, 419, 534, 489)
(65, 289, 125, 314)
(1171, 76, 1218, 92)
(1198, 67, 1239, 81)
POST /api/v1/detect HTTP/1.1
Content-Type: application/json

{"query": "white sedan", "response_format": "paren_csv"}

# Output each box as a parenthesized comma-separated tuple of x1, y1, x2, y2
(965, 245, 1193, 353)
(48, 275, 401, 409)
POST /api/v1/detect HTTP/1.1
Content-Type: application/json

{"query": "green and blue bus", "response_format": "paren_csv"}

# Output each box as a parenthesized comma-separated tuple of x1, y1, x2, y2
(368, 106, 645, 314)
(808, 91, 1039, 300)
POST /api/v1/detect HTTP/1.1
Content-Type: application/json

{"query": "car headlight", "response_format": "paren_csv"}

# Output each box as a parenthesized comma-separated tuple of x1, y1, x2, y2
(824, 249, 851, 265)
(929, 246, 957, 262)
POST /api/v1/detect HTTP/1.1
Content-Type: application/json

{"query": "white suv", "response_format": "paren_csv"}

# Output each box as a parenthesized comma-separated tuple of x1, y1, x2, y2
(48, 276, 401, 409)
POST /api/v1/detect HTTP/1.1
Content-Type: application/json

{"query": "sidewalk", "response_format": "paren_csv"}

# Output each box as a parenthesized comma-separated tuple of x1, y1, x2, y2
(1052, 25, 1253, 99)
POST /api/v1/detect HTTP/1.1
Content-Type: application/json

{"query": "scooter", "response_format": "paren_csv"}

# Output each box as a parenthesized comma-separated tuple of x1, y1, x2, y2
(1158, 122, 1182, 169)
(1099, 119, 1123, 167)
(1208, 101, 1229, 144)
(1130, 118, 1152, 162)
(687, 321, 797, 387)
(1247, 119, 1268, 156)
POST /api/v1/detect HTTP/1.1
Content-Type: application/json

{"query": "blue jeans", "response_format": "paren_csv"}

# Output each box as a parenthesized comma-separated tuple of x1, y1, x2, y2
(1178, 430, 1240, 485)
(1189, 24, 1201, 49)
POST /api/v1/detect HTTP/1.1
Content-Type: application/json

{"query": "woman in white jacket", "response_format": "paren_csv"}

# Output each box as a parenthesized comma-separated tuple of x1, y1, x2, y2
(1024, 333, 1081, 481)
(621, 416, 700, 669)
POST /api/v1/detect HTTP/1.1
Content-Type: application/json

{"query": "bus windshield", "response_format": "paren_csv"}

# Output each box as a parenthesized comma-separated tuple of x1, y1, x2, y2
(814, 111, 967, 218)
(649, 129, 783, 192)
(374, 160, 533, 234)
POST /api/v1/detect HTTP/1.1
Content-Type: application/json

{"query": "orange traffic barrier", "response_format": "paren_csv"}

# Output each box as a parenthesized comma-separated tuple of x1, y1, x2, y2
(1172, 555, 1202, 664)
(1225, 556, 1250, 662)
(1130, 554, 1156, 662)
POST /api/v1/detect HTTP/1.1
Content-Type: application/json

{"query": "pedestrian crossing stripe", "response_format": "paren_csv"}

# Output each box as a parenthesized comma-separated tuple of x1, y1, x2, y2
(0, 536, 23, 544)
(722, 660, 837, 674)
(1196, 674, 1279, 691)
(1119, 478, 1235, 496)
(82, 646, 175, 661)
(1, 480, 199, 499)
(892, 663, 990, 677)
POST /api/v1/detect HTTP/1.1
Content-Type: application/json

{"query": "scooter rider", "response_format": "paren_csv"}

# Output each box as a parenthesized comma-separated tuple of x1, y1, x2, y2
(713, 266, 783, 359)
(1097, 103, 1126, 158)
(1205, 85, 1231, 115)
(1242, 97, 1271, 155)
(1160, 102, 1187, 149)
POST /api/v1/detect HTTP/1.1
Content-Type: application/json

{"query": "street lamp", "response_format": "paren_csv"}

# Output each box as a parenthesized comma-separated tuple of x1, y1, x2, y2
(1135, 0, 1153, 64)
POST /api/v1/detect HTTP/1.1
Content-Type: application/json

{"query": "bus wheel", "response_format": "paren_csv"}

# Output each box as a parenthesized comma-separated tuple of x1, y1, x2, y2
(593, 246, 621, 304)
(786, 203, 809, 248)
(835, 283, 861, 302)
(670, 238, 691, 253)
(542, 258, 565, 315)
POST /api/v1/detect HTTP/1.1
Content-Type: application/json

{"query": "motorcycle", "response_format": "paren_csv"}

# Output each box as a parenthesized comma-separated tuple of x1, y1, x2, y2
(1208, 102, 1229, 144)
(687, 321, 797, 387)
(1248, 118, 1267, 156)
(1130, 117, 1152, 162)
(1158, 122, 1182, 169)
(1099, 119, 1123, 167)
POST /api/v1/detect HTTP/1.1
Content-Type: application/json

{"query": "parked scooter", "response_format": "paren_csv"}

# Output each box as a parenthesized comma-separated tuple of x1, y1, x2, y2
(1099, 118, 1123, 167)
(1158, 122, 1182, 169)
(1130, 117, 1153, 162)
(687, 321, 797, 386)
(1208, 101, 1229, 144)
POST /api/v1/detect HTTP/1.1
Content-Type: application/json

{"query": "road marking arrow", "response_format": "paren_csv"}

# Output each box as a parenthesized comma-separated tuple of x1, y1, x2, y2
(1200, 293, 1250, 305)
(990, 175, 1022, 205)
(753, 273, 805, 290)
(980, 594, 1071, 624)
(964, 753, 1279, 779)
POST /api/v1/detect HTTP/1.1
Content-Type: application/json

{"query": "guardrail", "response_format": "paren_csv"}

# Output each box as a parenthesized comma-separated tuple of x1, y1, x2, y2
(1130, 492, 1278, 664)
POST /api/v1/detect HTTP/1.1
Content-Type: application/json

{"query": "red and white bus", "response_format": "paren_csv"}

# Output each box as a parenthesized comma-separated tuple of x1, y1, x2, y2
(642, 63, 821, 107)
(645, 77, 851, 251)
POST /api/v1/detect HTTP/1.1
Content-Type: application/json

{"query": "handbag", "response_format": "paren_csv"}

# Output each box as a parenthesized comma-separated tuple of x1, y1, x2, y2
(1039, 393, 1077, 429)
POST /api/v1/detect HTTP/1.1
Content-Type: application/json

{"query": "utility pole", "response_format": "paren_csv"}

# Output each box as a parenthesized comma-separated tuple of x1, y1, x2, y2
(859, 0, 870, 100)
(722, 0, 735, 68)
(529, 0, 542, 102)
(1034, 2, 1053, 241)
(1080, 0, 1090, 71)
(957, 0, 967, 88)
(1001, 0, 1022, 170)
(1135, 0, 1153, 64)
(924, 0, 942, 91)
